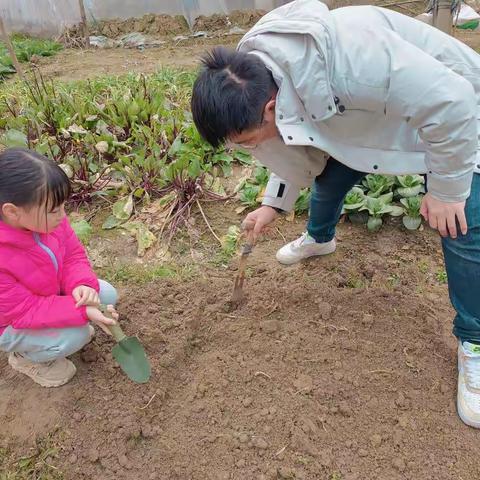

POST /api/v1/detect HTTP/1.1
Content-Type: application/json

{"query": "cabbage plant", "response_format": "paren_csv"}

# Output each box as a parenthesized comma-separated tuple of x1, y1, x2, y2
(400, 195, 423, 230)
(395, 175, 425, 198)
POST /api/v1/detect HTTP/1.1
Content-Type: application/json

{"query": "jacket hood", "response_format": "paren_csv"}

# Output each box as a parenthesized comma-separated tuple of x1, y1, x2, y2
(238, 0, 338, 122)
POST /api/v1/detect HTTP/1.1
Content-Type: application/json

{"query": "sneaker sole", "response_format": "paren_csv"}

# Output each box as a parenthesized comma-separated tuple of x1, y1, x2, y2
(8, 356, 76, 388)
(457, 400, 480, 429)
(457, 371, 480, 429)
(276, 246, 337, 265)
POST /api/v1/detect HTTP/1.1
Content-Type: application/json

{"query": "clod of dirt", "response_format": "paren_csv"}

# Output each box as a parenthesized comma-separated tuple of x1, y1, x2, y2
(260, 319, 280, 334)
(141, 424, 157, 439)
(118, 454, 133, 469)
(265, 468, 278, 480)
(358, 449, 368, 457)
(362, 314, 375, 328)
(333, 371, 344, 381)
(339, 403, 353, 419)
(243, 397, 253, 408)
(395, 392, 411, 409)
(293, 374, 313, 394)
(223, 299, 242, 313)
(72, 411, 83, 422)
(291, 428, 319, 457)
(68, 453, 78, 464)
(215, 472, 230, 480)
(299, 416, 318, 435)
(81, 346, 100, 363)
(252, 437, 268, 449)
(392, 429, 403, 446)
(87, 448, 100, 463)
(397, 414, 409, 428)
(277, 466, 296, 479)
(315, 301, 332, 319)
(393, 457, 407, 472)
(440, 383, 449, 394)
(370, 434, 382, 448)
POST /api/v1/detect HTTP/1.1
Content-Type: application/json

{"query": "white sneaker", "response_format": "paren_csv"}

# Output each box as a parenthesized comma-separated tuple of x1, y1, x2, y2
(276, 232, 336, 265)
(8, 353, 77, 388)
(457, 341, 480, 428)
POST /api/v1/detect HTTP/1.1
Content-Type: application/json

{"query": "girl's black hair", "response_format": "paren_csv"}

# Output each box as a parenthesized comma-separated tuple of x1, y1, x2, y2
(0, 148, 71, 212)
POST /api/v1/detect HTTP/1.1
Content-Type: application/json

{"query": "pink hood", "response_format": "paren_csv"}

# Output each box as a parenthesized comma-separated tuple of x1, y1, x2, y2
(0, 217, 99, 334)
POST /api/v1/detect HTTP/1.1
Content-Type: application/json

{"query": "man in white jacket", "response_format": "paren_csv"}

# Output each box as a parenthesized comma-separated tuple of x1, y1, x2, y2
(191, 0, 480, 428)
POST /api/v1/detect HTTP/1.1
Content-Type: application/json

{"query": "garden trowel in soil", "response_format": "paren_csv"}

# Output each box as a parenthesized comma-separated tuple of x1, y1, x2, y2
(231, 240, 254, 304)
(103, 312, 151, 384)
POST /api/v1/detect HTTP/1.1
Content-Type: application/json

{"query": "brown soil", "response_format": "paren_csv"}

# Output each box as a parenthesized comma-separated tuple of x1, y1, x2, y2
(1, 206, 477, 479)
(34, 36, 239, 82)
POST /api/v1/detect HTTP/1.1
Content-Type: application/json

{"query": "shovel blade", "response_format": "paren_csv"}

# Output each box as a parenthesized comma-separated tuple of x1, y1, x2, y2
(112, 336, 151, 384)
(230, 288, 244, 303)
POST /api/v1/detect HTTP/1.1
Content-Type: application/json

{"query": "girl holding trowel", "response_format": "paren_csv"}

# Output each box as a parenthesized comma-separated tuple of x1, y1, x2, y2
(0, 148, 118, 387)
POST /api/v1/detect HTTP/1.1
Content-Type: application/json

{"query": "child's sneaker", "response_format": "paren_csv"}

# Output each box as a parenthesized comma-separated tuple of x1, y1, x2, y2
(457, 341, 480, 428)
(276, 233, 336, 265)
(8, 352, 76, 388)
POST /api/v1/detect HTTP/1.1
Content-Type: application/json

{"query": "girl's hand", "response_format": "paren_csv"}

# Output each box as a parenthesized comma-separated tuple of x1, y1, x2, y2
(86, 305, 118, 335)
(73, 285, 100, 307)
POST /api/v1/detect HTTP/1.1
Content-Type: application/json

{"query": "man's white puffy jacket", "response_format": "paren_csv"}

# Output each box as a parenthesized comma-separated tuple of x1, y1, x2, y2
(237, 0, 480, 211)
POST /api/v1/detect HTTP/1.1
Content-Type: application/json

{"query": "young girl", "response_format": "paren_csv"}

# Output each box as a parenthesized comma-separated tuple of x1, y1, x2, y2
(0, 148, 118, 387)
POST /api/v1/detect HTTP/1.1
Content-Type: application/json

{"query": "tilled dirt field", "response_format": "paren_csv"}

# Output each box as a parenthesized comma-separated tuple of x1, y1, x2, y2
(2, 213, 478, 480)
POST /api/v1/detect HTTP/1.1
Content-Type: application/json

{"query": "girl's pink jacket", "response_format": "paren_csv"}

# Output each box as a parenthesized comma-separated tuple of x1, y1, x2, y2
(0, 218, 98, 334)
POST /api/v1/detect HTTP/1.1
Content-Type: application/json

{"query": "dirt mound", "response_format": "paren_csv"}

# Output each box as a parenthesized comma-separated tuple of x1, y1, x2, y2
(60, 14, 189, 45)
(193, 9, 266, 32)
(93, 14, 189, 38)
(61, 9, 264, 47)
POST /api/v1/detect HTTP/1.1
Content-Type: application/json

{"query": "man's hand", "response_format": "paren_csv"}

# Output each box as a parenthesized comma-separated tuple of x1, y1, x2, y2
(73, 285, 100, 308)
(86, 305, 118, 335)
(241, 205, 279, 242)
(420, 193, 467, 239)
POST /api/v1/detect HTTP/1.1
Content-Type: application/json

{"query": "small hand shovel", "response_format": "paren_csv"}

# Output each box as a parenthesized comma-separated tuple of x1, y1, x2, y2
(231, 240, 254, 304)
(105, 320, 151, 384)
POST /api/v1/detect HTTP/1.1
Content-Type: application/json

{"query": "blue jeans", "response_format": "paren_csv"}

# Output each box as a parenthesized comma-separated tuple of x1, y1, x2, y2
(0, 280, 118, 363)
(307, 158, 480, 343)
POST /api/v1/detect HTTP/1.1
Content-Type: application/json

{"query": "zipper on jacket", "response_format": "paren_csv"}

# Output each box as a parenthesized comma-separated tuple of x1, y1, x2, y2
(33, 232, 59, 273)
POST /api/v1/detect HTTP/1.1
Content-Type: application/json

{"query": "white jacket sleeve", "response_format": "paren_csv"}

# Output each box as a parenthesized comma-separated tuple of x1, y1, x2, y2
(262, 172, 301, 212)
(381, 29, 477, 202)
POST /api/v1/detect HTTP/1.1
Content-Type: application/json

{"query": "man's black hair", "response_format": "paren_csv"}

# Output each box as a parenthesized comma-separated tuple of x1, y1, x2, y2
(191, 46, 277, 148)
